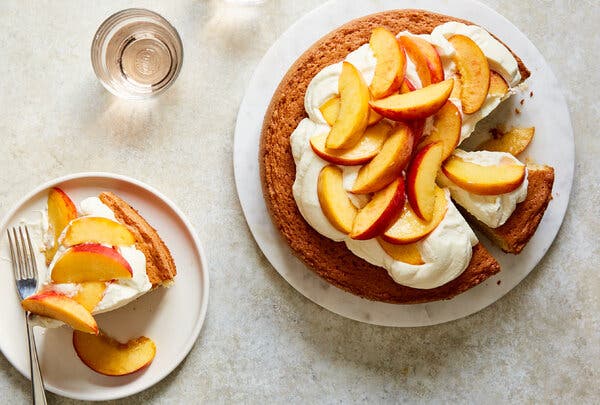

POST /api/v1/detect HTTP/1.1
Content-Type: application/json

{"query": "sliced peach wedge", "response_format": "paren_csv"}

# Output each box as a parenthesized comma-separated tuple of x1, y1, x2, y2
(369, 27, 406, 99)
(383, 186, 448, 244)
(406, 142, 444, 221)
(378, 238, 424, 265)
(63, 216, 135, 247)
(21, 291, 98, 334)
(400, 78, 416, 94)
(352, 123, 414, 194)
(398, 35, 444, 86)
(317, 165, 357, 233)
(369, 79, 454, 121)
(310, 121, 392, 165)
(488, 71, 509, 97)
(320, 96, 382, 127)
(417, 101, 461, 161)
(350, 178, 405, 240)
(477, 127, 535, 156)
(73, 331, 156, 376)
(73, 282, 107, 312)
(325, 62, 370, 149)
(441, 153, 526, 195)
(45, 187, 78, 265)
(448, 35, 490, 114)
(51, 244, 133, 283)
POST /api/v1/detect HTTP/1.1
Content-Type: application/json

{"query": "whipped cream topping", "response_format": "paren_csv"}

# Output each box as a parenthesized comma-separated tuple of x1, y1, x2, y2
(291, 22, 524, 289)
(42, 197, 151, 315)
(437, 150, 528, 228)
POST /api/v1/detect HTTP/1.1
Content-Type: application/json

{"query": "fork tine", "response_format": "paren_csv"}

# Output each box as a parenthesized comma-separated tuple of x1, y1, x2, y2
(19, 227, 30, 279)
(25, 226, 37, 279)
(13, 228, 24, 279)
(6, 229, 18, 280)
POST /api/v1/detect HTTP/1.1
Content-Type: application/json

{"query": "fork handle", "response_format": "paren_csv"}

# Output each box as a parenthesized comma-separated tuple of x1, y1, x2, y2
(25, 314, 47, 405)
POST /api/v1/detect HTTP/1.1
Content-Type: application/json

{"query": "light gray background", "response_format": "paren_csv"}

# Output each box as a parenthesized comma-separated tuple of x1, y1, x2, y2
(0, 0, 598, 403)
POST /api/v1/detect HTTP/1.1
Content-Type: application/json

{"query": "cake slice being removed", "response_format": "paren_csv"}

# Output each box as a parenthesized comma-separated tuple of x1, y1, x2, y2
(458, 164, 554, 254)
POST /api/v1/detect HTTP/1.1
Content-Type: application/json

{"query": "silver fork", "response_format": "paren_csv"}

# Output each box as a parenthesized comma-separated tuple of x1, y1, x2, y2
(7, 226, 47, 405)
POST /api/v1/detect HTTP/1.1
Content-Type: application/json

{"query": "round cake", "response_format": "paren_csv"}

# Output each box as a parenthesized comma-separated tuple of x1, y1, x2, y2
(260, 10, 531, 304)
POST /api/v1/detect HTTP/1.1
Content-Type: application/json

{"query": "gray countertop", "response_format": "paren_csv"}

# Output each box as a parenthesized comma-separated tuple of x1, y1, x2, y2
(0, 0, 598, 403)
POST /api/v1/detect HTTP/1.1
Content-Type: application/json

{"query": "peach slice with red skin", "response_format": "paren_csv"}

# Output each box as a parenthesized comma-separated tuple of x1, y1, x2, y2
(400, 78, 416, 94)
(449, 35, 490, 114)
(51, 244, 133, 283)
(320, 96, 382, 127)
(369, 79, 454, 121)
(417, 101, 462, 160)
(317, 165, 357, 233)
(441, 154, 526, 195)
(63, 217, 135, 247)
(350, 178, 405, 240)
(310, 121, 392, 165)
(73, 282, 107, 312)
(73, 331, 156, 376)
(406, 142, 444, 221)
(398, 35, 444, 85)
(325, 62, 370, 149)
(45, 187, 78, 265)
(369, 27, 406, 99)
(383, 186, 448, 244)
(352, 123, 414, 194)
(377, 238, 424, 265)
(21, 291, 98, 334)
(477, 127, 535, 156)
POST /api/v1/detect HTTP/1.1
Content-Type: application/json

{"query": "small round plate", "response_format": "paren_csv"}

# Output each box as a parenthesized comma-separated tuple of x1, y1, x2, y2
(0, 172, 209, 401)
(233, 0, 574, 326)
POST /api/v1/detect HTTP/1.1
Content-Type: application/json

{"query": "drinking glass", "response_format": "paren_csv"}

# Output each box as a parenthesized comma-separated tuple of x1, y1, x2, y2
(91, 8, 183, 100)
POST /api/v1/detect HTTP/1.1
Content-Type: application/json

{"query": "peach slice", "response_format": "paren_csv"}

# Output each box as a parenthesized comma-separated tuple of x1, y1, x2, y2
(449, 76, 462, 100)
(352, 123, 414, 194)
(417, 101, 462, 160)
(377, 238, 424, 265)
(383, 187, 448, 244)
(448, 35, 490, 114)
(63, 217, 135, 247)
(350, 178, 405, 240)
(317, 165, 357, 233)
(477, 127, 535, 156)
(369, 27, 406, 99)
(45, 187, 78, 265)
(73, 331, 156, 376)
(325, 62, 370, 149)
(441, 154, 526, 195)
(310, 121, 392, 165)
(406, 142, 444, 221)
(21, 291, 98, 334)
(398, 35, 444, 85)
(73, 282, 107, 312)
(369, 79, 454, 121)
(400, 78, 416, 94)
(320, 96, 382, 127)
(51, 244, 133, 283)
(488, 70, 509, 97)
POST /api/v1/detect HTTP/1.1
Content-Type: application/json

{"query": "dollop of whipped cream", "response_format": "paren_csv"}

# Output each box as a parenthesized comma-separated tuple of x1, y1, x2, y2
(291, 22, 523, 289)
(42, 197, 151, 315)
(437, 150, 528, 228)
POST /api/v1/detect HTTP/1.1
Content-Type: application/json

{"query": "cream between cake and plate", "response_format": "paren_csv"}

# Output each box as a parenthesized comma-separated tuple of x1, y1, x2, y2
(291, 22, 528, 289)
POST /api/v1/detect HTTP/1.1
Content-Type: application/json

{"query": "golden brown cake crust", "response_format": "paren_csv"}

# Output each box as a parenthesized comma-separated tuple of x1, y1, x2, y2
(462, 165, 555, 254)
(259, 9, 520, 304)
(99, 192, 176, 286)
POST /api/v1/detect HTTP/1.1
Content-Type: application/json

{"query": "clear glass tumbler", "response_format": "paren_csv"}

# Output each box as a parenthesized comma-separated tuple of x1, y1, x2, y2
(91, 8, 183, 100)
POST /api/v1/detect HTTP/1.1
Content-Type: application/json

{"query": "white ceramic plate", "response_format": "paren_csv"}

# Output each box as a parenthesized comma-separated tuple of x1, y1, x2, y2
(233, 0, 574, 327)
(0, 173, 209, 401)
